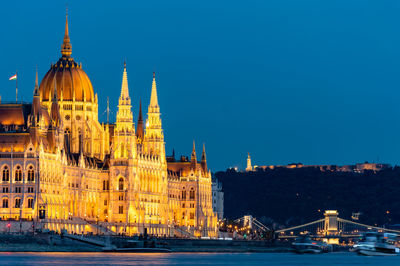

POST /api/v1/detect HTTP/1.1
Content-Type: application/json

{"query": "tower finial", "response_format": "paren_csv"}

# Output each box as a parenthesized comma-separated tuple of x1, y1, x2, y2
(61, 7, 72, 57)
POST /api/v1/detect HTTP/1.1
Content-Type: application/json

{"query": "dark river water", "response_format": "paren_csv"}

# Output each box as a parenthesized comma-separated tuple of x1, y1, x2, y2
(0, 252, 398, 265)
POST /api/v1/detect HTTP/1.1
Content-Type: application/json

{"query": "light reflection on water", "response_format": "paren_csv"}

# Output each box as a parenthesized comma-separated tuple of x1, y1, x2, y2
(0, 252, 398, 265)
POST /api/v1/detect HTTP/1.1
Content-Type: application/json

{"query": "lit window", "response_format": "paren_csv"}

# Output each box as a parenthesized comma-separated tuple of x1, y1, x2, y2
(2, 198, 8, 208)
(28, 198, 33, 208)
(2, 166, 9, 182)
(15, 198, 21, 208)
(15, 166, 22, 182)
(118, 178, 124, 191)
(27, 166, 34, 182)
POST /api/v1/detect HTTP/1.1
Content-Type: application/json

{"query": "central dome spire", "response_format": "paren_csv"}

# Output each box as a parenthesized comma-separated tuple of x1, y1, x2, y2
(39, 10, 94, 103)
(61, 9, 72, 57)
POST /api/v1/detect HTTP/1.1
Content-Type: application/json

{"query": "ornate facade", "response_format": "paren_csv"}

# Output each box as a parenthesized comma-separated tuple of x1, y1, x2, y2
(0, 15, 217, 237)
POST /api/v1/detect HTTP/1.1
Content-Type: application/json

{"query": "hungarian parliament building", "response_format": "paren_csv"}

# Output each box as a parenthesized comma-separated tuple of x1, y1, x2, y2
(0, 15, 222, 237)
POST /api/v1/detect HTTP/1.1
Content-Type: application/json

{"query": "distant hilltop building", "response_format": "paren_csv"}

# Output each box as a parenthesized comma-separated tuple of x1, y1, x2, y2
(0, 13, 218, 237)
(259, 162, 390, 173)
(244, 155, 389, 173)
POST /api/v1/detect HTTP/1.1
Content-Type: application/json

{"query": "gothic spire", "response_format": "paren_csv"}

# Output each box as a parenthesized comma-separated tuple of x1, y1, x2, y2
(31, 68, 41, 127)
(61, 8, 72, 57)
(201, 143, 207, 172)
(191, 140, 197, 169)
(136, 99, 144, 141)
(191, 140, 197, 162)
(201, 143, 207, 162)
(115, 60, 134, 133)
(149, 72, 159, 110)
(144, 72, 164, 156)
(50, 77, 61, 128)
(138, 99, 143, 121)
(119, 61, 130, 102)
(34, 67, 39, 96)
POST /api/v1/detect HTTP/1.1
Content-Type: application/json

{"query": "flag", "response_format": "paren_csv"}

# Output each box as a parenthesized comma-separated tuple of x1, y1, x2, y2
(9, 74, 17, 81)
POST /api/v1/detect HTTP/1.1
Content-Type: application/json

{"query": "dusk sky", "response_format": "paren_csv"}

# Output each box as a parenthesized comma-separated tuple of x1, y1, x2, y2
(1, 0, 400, 170)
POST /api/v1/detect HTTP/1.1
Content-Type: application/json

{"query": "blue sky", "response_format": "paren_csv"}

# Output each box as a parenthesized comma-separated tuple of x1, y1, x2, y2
(0, 0, 400, 170)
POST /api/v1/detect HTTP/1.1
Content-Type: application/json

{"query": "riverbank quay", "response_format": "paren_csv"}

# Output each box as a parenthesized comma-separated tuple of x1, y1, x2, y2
(0, 233, 296, 252)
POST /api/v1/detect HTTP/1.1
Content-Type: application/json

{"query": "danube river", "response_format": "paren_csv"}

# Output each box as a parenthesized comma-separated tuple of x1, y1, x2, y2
(0, 252, 398, 265)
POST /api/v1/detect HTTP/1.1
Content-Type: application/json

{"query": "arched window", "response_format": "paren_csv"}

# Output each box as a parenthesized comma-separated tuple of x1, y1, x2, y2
(27, 165, 35, 182)
(2, 166, 9, 182)
(64, 128, 71, 148)
(118, 178, 124, 191)
(190, 188, 195, 200)
(15, 166, 22, 182)
(27, 198, 33, 208)
(2, 198, 8, 208)
(15, 198, 21, 208)
(182, 189, 186, 200)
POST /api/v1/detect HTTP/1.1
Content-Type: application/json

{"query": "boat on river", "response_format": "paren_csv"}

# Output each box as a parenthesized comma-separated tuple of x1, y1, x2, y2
(352, 232, 399, 256)
(292, 236, 331, 254)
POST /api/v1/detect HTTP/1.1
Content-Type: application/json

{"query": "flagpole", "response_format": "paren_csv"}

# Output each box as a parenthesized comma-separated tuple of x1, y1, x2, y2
(15, 70, 18, 103)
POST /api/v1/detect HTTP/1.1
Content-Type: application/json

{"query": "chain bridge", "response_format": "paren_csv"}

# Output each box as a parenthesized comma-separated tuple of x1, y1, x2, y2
(236, 210, 400, 244)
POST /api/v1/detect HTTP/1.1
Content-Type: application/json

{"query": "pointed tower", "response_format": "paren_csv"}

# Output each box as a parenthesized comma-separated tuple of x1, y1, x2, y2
(115, 61, 134, 132)
(61, 9, 72, 57)
(136, 99, 144, 143)
(113, 61, 135, 159)
(191, 141, 197, 169)
(50, 78, 61, 128)
(30, 69, 42, 146)
(201, 143, 207, 173)
(31, 69, 41, 125)
(144, 72, 165, 157)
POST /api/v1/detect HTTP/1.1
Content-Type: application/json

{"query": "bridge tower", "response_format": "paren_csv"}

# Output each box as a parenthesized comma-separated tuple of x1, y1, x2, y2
(324, 210, 338, 235)
(243, 215, 253, 229)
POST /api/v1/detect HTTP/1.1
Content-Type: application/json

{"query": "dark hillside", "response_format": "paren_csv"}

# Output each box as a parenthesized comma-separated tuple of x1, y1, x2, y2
(216, 167, 400, 227)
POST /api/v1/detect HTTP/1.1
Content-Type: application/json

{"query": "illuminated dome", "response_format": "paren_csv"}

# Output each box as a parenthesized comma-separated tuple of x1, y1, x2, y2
(39, 14, 94, 102)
